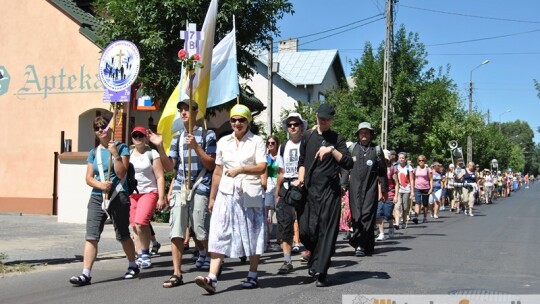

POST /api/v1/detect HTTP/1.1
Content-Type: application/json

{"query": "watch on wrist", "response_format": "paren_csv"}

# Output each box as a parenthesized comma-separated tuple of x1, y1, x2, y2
(329, 146, 335, 152)
(114, 155, 122, 161)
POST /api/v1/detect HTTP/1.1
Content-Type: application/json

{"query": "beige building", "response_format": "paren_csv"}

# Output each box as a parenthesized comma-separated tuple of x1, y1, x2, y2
(0, 1, 157, 215)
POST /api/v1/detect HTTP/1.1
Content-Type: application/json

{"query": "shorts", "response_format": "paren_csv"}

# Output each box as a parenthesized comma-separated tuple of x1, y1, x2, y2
(414, 188, 430, 207)
(275, 197, 296, 241)
(86, 193, 131, 242)
(129, 192, 158, 226)
(264, 185, 276, 208)
(376, 200, 394, 221)
(446, 188, 454, 201)
(428, 189, 442, 204)
(169, 191, 210, 241)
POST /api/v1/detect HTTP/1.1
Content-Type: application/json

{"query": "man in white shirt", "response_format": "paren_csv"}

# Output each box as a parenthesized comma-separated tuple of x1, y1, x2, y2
(274, 113, 307, 275)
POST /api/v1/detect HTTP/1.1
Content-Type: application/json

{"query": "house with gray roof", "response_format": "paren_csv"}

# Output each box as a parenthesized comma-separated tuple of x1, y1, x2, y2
(243, 38, 348, 132)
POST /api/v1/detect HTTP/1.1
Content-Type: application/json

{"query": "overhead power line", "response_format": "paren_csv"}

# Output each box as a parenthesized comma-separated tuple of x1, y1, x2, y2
(400, 4, 540, 24)
(427, 28, 540, 47)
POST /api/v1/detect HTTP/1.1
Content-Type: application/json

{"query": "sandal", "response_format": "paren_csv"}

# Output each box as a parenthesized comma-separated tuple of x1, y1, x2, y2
(162, 274, 184, 288)
(195, 256, 206, 269)
(195, 276, 217, 294)
(123, 266, 140, 279)
(241, 276, 259, 289)
(201, 259, 211, 271)
(69, 274, 91, 286)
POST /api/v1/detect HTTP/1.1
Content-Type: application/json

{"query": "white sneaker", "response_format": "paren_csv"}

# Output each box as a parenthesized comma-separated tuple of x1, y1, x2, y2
(375, 233, 386, 242)
(470, 212, 474, 217)
(464, 210, 468, 215)
(434, 215, 439, 219)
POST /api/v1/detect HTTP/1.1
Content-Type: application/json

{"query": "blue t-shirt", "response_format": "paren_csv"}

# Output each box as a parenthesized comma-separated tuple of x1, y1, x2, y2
(87, 141, 129, 196)
(169, 127, 217, 195)
(432, 171, 442, 191)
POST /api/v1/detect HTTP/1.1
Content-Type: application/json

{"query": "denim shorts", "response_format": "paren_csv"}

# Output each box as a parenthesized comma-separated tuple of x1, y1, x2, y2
(414, 188, 430, 207)
(376, 200, 394, 221)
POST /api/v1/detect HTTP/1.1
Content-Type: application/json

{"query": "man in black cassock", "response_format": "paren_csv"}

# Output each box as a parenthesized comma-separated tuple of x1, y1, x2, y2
(296, 103, 353, 287)
(344, 122, 387, 257)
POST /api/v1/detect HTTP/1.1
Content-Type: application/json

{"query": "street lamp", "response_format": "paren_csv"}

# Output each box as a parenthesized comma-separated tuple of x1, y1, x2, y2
(498, 109, 511, 132)
(467, 59, 490, 163)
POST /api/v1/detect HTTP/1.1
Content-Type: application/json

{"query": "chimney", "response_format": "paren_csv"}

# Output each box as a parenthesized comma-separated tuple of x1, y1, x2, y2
(278, 38, 298, 53)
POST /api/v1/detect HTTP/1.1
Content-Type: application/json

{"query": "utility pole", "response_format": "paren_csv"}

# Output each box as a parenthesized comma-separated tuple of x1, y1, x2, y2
(381, 0, 394, 149)
(267, 38, 273, 135)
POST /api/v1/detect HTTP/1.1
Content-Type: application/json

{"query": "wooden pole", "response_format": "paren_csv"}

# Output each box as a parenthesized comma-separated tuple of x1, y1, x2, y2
(187, 69, 193, 190)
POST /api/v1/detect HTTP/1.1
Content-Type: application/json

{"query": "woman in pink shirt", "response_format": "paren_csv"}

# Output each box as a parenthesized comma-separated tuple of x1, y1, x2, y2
(411, 155, 433, 224)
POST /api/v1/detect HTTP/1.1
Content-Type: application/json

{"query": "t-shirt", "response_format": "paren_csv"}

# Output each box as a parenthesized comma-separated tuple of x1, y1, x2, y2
(87, 141, 129, 196)
(276, 140, 301, 179)
(387, 167, 396, 200)
(265, 153, 279, 194)
(446, 171, 455, 188)
(414, 166, 431, 190)
(484, 174, 493, 187)
(395, 164, 413, 193)
(130, 149, 160, 193)
(169, 126, 217, 195)
(432, 171, 442, 191)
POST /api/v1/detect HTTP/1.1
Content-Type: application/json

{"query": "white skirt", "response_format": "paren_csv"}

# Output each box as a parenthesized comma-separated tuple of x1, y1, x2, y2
(208, 188, 266, 258)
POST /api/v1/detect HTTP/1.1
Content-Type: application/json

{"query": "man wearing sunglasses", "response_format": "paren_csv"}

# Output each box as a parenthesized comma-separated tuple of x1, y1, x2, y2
(274, 113, 307, 275)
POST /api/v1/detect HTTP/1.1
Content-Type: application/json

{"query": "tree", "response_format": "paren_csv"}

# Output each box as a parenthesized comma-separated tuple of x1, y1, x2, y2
(93, 0, 293, 104)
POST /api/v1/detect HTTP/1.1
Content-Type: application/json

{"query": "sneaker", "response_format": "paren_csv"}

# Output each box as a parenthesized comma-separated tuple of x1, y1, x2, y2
(201, 258, 211, 271)
(277, 262, 294, 274)
(430, 213, 434, 218)
(422, 218, 428, 224)
(355, 247, 366, 257)
(292, 244, 301, 253)
(388, 228, 395, 238)
(393, 224, 400, 231)
(138, 254, 152, 269)
(150, 242, 161, 256)
(123, 266, 140, 279)
(469, 211, 474, 217)
(400, 223, 406, 230)
(412, 217, 418, 224)
(440, 206, 446, 211)
(464, 210, 469, 215)
(300, 250, 311, 263)
(434, 215, 439, 219)
(455, 210, 460, 214)
(375, 233, 386, 242)
(195, 276, 217, 294)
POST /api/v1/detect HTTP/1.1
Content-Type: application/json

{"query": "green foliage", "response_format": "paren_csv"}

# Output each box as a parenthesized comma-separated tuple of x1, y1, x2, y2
(93, 0, 294, 104)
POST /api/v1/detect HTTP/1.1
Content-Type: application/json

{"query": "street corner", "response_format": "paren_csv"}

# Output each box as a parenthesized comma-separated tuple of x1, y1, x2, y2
(0, 65, 10, 96)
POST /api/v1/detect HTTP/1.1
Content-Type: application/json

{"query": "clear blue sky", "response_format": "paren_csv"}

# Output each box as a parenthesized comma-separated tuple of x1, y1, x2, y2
(275, 0, 540, 143)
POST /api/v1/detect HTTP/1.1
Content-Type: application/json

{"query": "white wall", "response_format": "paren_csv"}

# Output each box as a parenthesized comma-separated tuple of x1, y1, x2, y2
(57, 158, 92, 224)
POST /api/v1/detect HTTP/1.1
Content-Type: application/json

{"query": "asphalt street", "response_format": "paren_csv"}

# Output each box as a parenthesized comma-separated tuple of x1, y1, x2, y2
(1, 184, 539, 304)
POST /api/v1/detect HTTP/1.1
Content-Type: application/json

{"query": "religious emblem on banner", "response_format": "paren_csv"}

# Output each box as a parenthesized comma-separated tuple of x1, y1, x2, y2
(98, 40, 140, 102)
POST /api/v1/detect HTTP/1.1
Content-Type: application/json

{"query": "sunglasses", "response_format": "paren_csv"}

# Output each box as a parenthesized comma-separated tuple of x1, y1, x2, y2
(230, 117, 248, 123)
(418, 159, 426, 162)
(94, 125, 107, 132)
(267, 141, 276, 145)
(132, 132, 145, 139)
(287, 122, 301, 128)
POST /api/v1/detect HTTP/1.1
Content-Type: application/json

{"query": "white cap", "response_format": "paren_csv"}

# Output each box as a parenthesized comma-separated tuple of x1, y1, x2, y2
(282, 113, 308, 130)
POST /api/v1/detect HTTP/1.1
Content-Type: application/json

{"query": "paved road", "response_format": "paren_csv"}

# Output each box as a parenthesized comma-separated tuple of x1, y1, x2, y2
(1, 184, 539, 304)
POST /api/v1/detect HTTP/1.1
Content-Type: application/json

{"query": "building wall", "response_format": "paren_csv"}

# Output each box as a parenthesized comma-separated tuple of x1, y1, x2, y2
(0, 1, 157, 214)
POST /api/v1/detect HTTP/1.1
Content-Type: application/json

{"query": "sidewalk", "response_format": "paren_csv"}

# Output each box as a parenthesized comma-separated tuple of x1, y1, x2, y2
(0, 213, 170, 265)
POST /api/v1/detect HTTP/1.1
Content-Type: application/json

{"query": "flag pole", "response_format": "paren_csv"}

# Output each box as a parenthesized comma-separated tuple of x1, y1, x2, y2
(187, 68, 193, 191)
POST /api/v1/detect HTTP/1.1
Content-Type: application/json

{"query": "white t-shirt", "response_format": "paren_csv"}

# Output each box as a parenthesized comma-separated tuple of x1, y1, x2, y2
(276, 140, 301, 180)
(130, 149, 160, 193)
(484, 174, 493, 187)
(396, 164, 413, 193)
